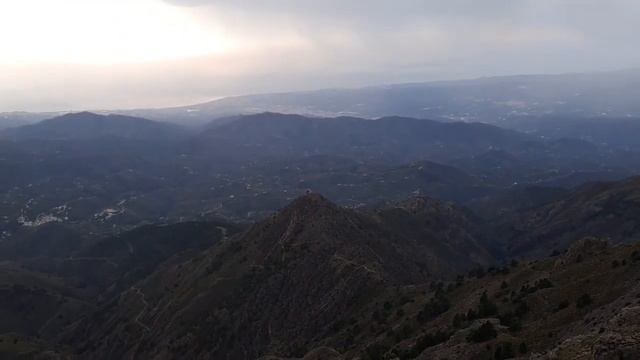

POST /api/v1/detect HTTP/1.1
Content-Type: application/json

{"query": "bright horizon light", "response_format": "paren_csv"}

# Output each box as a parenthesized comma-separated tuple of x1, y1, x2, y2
(0, 0, 235, 65)
(1, 0, 639, 112)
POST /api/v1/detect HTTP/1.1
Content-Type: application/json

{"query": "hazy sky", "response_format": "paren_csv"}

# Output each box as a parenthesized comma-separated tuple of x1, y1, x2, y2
(1, 0, 639, 111)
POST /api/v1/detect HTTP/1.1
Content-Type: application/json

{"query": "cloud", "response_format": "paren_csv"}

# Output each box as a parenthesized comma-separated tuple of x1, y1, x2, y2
(0, 0, 639, 111)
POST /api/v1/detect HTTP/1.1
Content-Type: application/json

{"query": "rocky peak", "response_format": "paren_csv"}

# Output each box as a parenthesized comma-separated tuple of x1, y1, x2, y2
(555, 237, 609, 268)
(284, 192, 337, 214)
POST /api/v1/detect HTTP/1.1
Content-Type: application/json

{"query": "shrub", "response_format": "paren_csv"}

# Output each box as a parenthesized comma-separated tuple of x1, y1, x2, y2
(466, 308, 478, 321)
(498, 311, 521, 332)
(576, 294, 593, 309)
(417, 291, 450, 323)
(468, 322, 497, 343)
(534, 278, 553, 290)
(351, 324, 361, 335)
(468, 266, 486, 279)
(514, 300, 529, 317)
(494, 342, 515, 360)
(394, 324, 412, 342)
(290, 342, 307, 358)
(555, 300, 570, 312)
(383, 301, 392, 311)
(452, 313, 465, 328)
(365, 343, 389, 360)
(372, 310, 386, 323)
(519, 342, 528, 354)
(507, 319, 522, 332)
(478, 291, 498, 317)
(404, 330, 450, 359)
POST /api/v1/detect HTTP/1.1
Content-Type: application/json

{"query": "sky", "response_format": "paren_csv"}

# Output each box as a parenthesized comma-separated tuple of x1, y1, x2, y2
(0, 0, 639, 112)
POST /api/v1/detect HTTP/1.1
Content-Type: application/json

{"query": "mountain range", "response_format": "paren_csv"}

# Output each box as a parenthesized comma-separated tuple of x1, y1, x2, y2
(1, 112, 188, 141)
(1, 93, 640, 359)
(1, 111, 636, 247)
(3, 69, 640, 131)
(2, 176, 640, 358)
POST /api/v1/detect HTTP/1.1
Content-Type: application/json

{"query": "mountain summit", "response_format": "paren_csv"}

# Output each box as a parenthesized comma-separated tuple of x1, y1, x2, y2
(67, 193, 494, 359)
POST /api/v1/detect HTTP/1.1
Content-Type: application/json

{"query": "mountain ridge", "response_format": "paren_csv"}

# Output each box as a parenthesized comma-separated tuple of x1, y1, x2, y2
(65, 192, 495, 359)
(1, 112, 188, 141)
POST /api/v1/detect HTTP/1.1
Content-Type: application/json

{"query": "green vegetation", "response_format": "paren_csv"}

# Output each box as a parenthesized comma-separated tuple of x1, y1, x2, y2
(417, 290, 450, 323)
(494, 342, 515, 360)
(400, 330, 450, 359)
(576, 294, 593, 309)
(555, 300, 570, 312)
(365, 342, 390, 360)
(478, 291, 498, 317)
(519, 342, 528, 354)
(468, 322, 497, 343)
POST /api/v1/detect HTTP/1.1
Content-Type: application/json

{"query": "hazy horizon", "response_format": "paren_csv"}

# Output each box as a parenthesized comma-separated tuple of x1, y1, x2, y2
(1, 0, 639, 112)
(3, 67, 640, 114)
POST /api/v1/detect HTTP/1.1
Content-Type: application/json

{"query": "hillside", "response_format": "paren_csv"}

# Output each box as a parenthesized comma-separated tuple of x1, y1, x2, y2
(50, 192, 640, 359)
(22, 221, 240, 297)
(0, 220, 240, 358)
(0, 183, 638, 358)
(260, 238, 640, 359)
(194, 112, 533, 164)
(1, 112, 188, 141)
(503, 177, 640, 257)
(65, 194, 495, 359)
(1, 111, 635, 240)
(0, 261, 94, 359)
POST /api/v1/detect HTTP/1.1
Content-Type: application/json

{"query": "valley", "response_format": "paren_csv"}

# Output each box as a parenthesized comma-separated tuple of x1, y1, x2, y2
(1, 108, 640, 359)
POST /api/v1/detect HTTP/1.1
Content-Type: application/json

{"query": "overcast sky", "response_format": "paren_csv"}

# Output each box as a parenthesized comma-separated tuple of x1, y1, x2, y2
(0, 0, 639, 112)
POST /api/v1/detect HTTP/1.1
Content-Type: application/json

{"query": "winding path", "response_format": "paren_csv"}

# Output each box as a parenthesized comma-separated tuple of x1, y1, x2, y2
(131, 287, 151, 333)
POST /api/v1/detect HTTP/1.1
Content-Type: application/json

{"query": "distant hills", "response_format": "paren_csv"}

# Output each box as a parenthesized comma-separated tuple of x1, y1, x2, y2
(0, 110, 637, 246)
(0, 112, 188, 141)
(2, 70, 640, 359)
(119, 68, 640, 128)
(3, 69, 640, 131)
(194, 112, 530, 164)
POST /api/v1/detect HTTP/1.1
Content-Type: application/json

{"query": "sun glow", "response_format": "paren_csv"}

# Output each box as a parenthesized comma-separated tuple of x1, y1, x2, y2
(0, 0, 234, 65)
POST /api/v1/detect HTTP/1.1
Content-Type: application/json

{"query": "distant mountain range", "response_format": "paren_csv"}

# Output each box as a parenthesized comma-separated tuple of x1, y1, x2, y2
(3, 68, 640, 359)
(1, 110, 636, 242)
(120, 68, 640, 127)
(3, 69, 640, 130)
(193, 112, 530, 164)
(0, 112, 188, 141)
(1, 104, 640, 358)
